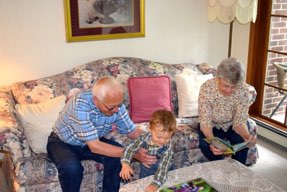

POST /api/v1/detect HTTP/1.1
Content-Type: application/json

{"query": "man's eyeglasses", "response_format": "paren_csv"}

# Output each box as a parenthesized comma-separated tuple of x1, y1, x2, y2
(94, 96, 123, 112)
(101, 102, 122, 112)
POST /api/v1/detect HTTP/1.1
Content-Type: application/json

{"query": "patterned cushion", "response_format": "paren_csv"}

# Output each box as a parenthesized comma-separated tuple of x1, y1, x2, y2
(14, 156, 103, 186)
(196, 63, 217, 75)
(128, 76, 172, 122)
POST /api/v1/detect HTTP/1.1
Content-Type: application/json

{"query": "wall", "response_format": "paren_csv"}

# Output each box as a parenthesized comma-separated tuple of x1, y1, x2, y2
(0, 0, 250, 87)
(232, 20, 251, 70)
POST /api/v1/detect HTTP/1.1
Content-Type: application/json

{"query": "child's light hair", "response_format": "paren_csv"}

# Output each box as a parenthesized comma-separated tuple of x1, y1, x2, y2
(149, 109, 176, 133)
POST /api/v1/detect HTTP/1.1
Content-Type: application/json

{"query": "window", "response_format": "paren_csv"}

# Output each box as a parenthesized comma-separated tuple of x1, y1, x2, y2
(248, 0, 287, 132)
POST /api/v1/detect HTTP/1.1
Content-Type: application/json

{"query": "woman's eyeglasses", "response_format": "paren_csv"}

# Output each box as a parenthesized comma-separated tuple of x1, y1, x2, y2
(219, 79, 237, 91)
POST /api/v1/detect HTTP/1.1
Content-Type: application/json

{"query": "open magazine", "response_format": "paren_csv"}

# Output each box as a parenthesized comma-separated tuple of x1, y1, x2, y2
(160, 177, 218, 192)
(204, 137, 250, 155)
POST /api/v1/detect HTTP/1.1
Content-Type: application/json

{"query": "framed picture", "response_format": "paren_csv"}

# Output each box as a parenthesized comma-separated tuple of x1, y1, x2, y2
(64, 0, 145, 42)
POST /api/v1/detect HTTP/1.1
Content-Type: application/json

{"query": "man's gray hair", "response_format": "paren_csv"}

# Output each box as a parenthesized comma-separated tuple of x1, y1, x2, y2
(216, 57, 245, 85)
(92, 76, 123, 101)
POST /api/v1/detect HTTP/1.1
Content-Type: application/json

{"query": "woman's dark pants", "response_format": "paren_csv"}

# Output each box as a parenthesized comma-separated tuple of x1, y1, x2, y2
(197, 124, 249, 164)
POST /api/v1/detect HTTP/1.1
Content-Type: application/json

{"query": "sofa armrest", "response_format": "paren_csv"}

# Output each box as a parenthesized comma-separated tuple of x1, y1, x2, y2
(247, 85, 257, 106)
(0, 86, 31, 162)
(247, 117, 257, 136)
(246, 117, 258, 165)
(0, 86, 18, 132)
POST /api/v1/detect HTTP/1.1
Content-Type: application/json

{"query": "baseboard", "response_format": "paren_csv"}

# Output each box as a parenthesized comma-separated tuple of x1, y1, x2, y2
(254, 120, 287, 148)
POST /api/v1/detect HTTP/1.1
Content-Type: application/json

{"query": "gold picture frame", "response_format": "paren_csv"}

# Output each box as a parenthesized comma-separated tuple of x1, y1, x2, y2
(64, 0, 145, 42)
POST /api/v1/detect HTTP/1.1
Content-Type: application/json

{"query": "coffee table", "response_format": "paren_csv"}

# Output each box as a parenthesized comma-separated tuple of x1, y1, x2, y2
(119, 159, 285, 192)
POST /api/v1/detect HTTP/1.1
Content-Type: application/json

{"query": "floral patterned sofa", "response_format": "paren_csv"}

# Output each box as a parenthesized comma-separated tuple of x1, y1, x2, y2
(0, 57, 258, 192)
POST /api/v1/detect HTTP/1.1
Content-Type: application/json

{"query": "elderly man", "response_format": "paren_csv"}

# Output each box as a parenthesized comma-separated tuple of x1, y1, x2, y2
(47, 77, 156, 192)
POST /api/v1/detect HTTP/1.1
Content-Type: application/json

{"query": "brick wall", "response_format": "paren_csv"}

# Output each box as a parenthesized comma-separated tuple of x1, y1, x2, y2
(263, 0, 287, 118)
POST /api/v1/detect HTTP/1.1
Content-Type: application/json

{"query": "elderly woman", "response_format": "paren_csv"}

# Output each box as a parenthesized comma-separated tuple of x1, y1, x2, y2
(197, 57, 256, 164)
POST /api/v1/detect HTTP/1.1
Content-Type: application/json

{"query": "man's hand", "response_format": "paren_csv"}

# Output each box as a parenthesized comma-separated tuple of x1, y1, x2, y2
(134, 148, 157, 168)
(128, 127, 144, 139)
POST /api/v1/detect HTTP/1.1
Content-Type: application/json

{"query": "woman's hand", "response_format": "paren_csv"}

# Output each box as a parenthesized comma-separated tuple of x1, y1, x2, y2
(234, 124, 257, 147)
(246, 135, 256, 147)
(144, 184, 158, 192)
(134, 148, 157, 168)
(210, 144, 223, 155)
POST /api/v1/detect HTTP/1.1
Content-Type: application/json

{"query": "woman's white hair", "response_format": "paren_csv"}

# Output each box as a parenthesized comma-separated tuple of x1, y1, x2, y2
(216, 57, 245, 85)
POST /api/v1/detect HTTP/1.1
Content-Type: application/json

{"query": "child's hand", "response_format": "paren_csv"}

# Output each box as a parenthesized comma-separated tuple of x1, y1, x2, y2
(119, 163, 133, 181)
(144, 184, 158, 192)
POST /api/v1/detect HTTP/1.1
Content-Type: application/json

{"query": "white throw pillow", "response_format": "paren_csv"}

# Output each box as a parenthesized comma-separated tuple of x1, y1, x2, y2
(16, 95, 66, 154)
(176, 73, 213, 117)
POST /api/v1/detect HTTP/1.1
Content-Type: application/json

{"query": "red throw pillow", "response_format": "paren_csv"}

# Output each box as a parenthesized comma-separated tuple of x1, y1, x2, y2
(128, 76, 173, 123)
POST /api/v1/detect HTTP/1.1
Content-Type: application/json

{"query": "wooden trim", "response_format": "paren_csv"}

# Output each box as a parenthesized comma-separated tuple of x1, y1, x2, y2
(251, 115, 287, 132)
(248, 0, 270, 115)
(247, 0, 287, 131)
(267, 49, 287, 56)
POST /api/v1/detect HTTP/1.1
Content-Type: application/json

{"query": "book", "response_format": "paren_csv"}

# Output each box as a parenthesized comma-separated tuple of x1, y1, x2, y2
(160, 177, 217, 192)
(204, 137, 250, 155)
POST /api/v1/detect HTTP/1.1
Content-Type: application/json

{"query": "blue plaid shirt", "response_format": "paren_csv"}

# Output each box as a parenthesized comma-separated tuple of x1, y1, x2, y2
(53, 90, 136, 146)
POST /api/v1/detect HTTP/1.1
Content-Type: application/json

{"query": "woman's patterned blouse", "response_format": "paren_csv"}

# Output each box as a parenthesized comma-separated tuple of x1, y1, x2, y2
(198, 78, 250, 132)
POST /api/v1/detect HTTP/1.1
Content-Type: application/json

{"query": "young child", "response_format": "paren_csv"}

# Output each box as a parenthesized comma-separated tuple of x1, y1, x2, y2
(120, 109, 177, 192)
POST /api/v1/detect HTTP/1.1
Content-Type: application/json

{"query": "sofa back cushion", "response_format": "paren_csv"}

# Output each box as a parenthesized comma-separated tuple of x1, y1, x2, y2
(11, 57, 202, 115)
(16, 95, 66, 154)
(128, 76, 173, 123)
(176, 73, 213, 117)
